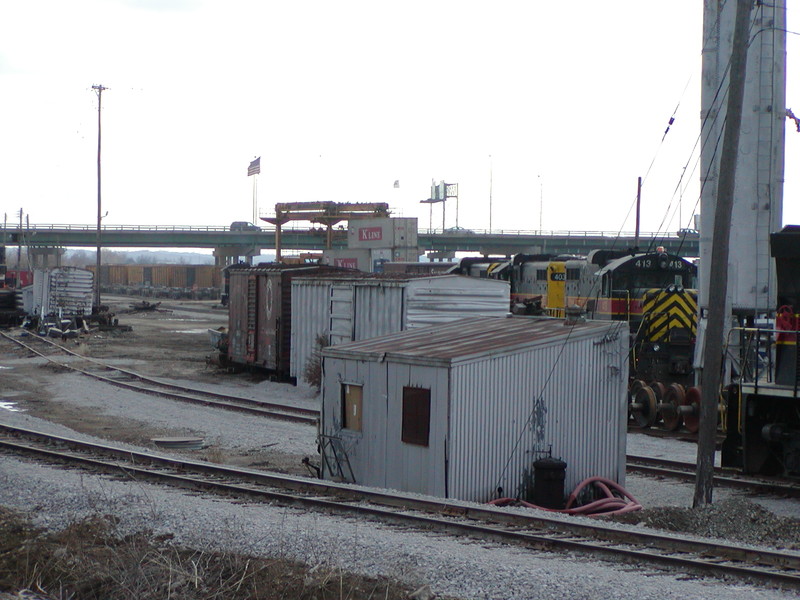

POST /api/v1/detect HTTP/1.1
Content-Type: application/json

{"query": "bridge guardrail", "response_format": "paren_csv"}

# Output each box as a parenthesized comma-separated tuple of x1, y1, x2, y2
(2, 224, 689, 239)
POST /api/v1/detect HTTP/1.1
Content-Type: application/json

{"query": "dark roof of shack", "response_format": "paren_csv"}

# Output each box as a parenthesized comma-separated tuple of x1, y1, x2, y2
(322, 315, 624, 366)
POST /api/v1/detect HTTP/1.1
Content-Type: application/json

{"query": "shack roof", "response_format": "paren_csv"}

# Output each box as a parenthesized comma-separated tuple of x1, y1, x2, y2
(292, 272, 507, 286)
(322, 315, 624, 367)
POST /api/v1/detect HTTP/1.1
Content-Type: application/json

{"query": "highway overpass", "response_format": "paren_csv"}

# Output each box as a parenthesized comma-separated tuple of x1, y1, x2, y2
(1, 224, 699, 263)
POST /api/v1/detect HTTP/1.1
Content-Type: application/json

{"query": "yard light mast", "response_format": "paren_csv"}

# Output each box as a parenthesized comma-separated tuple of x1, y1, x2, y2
(92, 84, 106, 311)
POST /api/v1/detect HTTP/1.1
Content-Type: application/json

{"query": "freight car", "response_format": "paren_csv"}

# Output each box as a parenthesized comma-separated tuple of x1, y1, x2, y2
(224, 263, 353, 380)
(722, 225, 800, 477)
(452, 248, 699, 426)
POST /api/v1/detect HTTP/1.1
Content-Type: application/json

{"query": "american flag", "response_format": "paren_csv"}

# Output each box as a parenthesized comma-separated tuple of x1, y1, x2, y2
(247, 157, 261, 176)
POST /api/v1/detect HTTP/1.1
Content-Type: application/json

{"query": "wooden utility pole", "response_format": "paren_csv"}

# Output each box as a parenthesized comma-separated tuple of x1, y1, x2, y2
(694, 0, 753, 507)
(635, 177, 641, 249)
(92, 84, 107, 312)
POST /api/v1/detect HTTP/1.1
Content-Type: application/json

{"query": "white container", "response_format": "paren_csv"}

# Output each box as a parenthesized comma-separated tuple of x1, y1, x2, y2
(29, 267, 94, 318)
(321, 248, 372, 272)
(290, 274, 510, 382)
(347, 217, 418, 249)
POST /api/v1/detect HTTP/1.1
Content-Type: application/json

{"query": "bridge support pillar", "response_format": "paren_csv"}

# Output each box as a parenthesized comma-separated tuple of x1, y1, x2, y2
(213, 246, 260, 267)
(28, 246, 66, 269)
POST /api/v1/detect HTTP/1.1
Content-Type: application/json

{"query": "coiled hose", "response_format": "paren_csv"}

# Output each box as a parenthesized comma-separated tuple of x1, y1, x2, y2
(488, 476, 642, 517)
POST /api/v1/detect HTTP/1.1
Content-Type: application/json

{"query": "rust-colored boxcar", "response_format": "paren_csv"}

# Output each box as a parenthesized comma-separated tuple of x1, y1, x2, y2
(227, 264, 347, 379)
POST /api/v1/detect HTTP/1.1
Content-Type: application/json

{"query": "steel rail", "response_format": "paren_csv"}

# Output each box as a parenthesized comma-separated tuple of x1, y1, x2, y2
(1, 423, 798, 590)
(0, 331, 318, 425)
(627, 454, 800, 498)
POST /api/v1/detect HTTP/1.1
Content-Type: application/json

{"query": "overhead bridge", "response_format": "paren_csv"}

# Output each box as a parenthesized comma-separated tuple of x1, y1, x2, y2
(2, 224, 699, 266)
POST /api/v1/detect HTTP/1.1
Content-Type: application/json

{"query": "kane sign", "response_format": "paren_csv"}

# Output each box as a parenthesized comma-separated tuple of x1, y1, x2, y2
(358, 226, 383, 242)
(335, 258, 359, 269)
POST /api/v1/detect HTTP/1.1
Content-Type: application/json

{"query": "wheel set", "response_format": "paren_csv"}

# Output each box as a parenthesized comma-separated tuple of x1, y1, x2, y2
(628, 381, 704, 433)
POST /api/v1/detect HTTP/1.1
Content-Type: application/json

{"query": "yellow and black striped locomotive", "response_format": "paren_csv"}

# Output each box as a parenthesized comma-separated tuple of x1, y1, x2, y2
(453, 248, 699, 400)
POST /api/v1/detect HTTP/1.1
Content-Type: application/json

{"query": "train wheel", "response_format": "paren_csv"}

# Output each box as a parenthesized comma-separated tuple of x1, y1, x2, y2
(649, 381, 666, 426)
(659, 383, 685, 431)
(627, 379, 647, 422)
(631, 385, 658, 428)
(681, 386, 702, 433)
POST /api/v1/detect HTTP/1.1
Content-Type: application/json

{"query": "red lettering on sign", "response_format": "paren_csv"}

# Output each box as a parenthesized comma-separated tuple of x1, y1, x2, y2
(358, 227, 383, 241)
(335, 258, 358, 269)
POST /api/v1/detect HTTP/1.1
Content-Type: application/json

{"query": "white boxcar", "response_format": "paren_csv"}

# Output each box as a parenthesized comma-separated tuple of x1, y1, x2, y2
(347, 217, 418, 249)
(290, 274, 510, 382)
(320, 316, 628, 503)
(27, 267, 94, 318)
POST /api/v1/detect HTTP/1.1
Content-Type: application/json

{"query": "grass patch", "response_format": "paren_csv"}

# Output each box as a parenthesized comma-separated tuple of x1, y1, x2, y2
(0, 508, 416, 600)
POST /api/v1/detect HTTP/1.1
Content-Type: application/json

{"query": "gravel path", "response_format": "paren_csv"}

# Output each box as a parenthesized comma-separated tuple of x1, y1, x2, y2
(0, 453, 795, 600)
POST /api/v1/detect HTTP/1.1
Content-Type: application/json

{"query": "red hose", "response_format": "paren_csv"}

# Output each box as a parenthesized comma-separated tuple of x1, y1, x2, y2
(488, 476, 642, 517)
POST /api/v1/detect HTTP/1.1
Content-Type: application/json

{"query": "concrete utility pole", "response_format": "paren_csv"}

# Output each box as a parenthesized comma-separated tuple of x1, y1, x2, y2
(92, 84, 107, 311)
(694, 0, 753, 508)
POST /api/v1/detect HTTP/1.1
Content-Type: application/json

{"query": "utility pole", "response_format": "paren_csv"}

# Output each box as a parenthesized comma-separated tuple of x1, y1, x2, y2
(16, 208, 23, 270)
(92, 84, 107, 311)
(635, 177, 642, 249)
(694, 0, 753, 507)
(489, 155, 493, 232)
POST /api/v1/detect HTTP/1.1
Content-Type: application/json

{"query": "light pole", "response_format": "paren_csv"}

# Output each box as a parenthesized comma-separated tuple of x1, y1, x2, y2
(92, 84, 107, 311)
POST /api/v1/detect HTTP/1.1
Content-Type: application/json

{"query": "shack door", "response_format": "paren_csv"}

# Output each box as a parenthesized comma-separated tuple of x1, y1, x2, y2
(329, 284, 354, 345)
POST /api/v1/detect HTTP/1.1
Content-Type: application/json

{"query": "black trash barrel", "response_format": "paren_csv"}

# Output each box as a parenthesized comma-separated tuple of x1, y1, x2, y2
(533, 457, 567, 509)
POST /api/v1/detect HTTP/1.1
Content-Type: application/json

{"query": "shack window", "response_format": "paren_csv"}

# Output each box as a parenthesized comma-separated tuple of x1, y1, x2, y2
(402, 387, 430, 446)
(341, 384, 363, 431)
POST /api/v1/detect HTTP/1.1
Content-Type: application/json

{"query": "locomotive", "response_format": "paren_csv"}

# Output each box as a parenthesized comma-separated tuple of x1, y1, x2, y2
(722, 225, 800, 477)
(452, 248, 699, 422)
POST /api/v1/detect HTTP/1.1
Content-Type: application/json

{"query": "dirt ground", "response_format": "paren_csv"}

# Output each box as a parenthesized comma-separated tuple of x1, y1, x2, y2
(0, 296, 313, 475)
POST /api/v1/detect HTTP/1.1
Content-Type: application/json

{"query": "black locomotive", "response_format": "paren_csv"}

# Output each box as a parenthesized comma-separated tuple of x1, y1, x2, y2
(722, 225, 800, 476)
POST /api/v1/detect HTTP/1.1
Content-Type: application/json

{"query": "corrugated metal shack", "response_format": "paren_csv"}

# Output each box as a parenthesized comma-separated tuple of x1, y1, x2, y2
(226, 263, 350, 378)
(320, 316, 628, 503)
(290, 273, 511, 382)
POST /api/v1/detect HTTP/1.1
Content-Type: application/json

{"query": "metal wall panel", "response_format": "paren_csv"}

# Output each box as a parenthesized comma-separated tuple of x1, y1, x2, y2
(448, 329, 628, 502)
(128, 266, 144, 285)
(404, 277, 510, 328)
(320, 356, 388, 485)
(290, 280, 332, 381)
(226, 270, 251, 365)
(383, 362, 448, 496)
(353, 284, 404, 340)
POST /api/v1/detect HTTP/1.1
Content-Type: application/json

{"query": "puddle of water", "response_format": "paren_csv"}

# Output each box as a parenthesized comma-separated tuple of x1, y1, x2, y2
(171, 329, 208, 334)
(0, 400, 22, 412)
(0, 366, 12, 370)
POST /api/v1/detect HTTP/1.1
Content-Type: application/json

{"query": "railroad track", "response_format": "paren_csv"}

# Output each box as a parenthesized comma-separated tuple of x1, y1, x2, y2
(0, 330, 318, 425)
(1, 423, 799, 590)
(627, 454, 800, 498)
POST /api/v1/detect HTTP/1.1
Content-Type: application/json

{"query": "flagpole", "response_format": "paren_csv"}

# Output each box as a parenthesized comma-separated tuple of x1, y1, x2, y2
(247, 156, 261, 225)
(252, 175, 257, 225)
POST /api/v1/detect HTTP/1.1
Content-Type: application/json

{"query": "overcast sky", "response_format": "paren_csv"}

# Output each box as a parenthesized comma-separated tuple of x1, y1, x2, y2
(1, 1, 797, 236)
